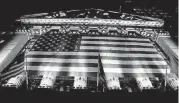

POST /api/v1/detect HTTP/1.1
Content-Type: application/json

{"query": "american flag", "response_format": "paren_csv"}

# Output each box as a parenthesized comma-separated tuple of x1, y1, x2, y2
(0, 62, 25, 81)
(0, 51, 25, 81)
(0, 32, 28, 82)
(26, 32, 170, 79)
(79, 36, 170, 78)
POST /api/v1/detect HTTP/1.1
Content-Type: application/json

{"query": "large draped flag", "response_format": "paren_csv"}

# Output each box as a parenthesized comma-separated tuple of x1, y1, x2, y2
(25, 32, 170, 79)
(79, 36, 170, 78)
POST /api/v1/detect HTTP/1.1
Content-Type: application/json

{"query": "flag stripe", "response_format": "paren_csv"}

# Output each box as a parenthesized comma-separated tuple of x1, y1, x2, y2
(100, 53, 163, 58)
(27, 58, 98, 63)
(104, 73, 165, 78)
(81, 40, 153, 46)
(80, 50, 159, 54)
(26, 62, 98, 67)
(82, 36, 150, 41)
(26, 55, 98, 59)
(100, 56, 164, 61)
(27, 70, 97, 77)
(81, 44, 154, 48)
(103, 68, 170, 74)
(101, 60, 167, 65)
(102, 64, 166, 69)
(27, 66, 98, 72)
(27, 51, 98, 56)
(80, 46, 157, 51)
(81, 39, 151, 43)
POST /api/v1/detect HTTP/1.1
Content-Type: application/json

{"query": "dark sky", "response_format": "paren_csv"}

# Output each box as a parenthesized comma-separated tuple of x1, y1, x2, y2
(0, 0, 177, 30)
(0, 0, 176, 17)
(0, 0, 124, 30)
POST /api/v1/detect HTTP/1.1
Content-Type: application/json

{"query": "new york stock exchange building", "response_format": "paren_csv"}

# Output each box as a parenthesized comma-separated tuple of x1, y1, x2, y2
(0, 8, 178, 93)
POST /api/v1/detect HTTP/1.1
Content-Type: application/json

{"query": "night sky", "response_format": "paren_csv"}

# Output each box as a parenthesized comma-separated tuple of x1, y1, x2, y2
(0, 0, 177, 30)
